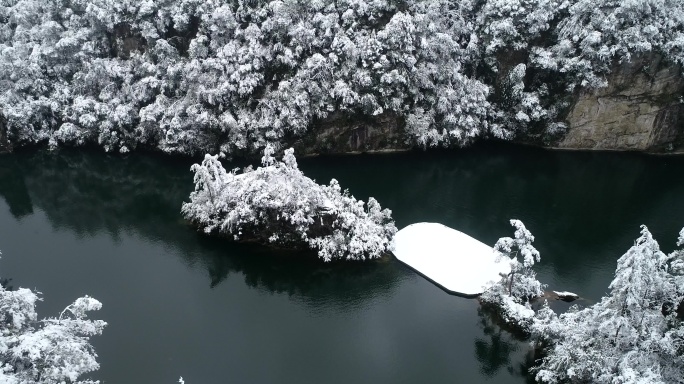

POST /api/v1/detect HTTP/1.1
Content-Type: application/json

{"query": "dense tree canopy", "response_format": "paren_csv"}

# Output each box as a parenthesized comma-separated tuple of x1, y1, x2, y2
(1, 0, 682, 155)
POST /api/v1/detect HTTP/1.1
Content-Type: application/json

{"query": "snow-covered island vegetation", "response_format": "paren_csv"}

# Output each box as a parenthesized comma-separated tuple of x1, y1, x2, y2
(1, 0, 683, 155)
(531, 226, 684, 383)
(480, 222, 684, 383)
(181, 145, 396, 261)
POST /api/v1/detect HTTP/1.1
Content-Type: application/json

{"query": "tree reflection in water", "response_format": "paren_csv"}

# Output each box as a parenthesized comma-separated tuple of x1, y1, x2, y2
(0, 156, 33, 218)
(475, 305, 537, 383)
(0, 149, 405, 312)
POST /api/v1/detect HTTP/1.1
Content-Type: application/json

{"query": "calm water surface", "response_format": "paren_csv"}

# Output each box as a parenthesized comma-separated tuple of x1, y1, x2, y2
(1, 143, 683, 383)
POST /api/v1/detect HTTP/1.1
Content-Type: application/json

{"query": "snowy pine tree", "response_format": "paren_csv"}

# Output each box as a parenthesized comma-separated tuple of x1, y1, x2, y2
(533, 226, 684, 384)
(481, 219, 545, 330)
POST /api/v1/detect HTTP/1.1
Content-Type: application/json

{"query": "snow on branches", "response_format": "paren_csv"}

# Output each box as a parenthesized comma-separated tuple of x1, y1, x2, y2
(181, 146, 396, 261)
(532, 225, 684, 384)
(1, 0, 683, 154)
(0, 278, 106, 384)
(478, 223, 684, 382)
(538, 0, 684, 89)
(481, 219, 545, 330)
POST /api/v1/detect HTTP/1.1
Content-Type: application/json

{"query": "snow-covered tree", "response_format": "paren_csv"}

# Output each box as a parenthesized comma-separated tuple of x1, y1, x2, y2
(532, 0, 684, 89)
(481, 219, 545, 329)
(533, 225, 684, 384)
(181, 146, 396, 261)
(0, 257, 106, 383)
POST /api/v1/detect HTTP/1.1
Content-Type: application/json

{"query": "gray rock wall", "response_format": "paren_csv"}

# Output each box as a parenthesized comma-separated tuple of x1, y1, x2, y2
(290, 112, 409, 156)
(559, 54, 684, 152)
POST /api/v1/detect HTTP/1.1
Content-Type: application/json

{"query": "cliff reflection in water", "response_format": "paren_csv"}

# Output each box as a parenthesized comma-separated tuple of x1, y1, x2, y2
(0, 150, 405, 311)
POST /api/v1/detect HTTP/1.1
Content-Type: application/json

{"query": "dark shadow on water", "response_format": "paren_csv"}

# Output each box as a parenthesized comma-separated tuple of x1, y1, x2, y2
(0, 149, 405, 310)
(0, 277, 13, 291)
(475, 305, 537, 384)
(191, 234, 406, 310)
(2, 145, 684, 307)
(0, 156, 33, 219)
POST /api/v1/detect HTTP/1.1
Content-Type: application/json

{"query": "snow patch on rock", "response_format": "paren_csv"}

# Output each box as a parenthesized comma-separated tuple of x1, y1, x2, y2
(551, 291, 580, 301)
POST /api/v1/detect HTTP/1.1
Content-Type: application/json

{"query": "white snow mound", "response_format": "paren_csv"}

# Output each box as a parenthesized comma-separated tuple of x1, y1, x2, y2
(552, 291, 580, 299)
(392, 223, 511, 296)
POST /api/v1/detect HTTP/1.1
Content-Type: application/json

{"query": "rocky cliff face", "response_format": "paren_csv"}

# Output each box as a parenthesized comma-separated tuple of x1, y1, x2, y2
(292, 55, 684, 155)
(290, 112, 409, 156)
(559, 54, 684, 152)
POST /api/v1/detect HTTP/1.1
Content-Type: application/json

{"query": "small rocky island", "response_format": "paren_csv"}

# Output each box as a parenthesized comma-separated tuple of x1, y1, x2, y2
(181, 146, 396, 262)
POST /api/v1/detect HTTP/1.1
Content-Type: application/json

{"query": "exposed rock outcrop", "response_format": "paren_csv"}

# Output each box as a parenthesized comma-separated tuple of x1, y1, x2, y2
(290, 111, 409, 155)
(548, 291, 580, 302)
(559, 54, 684, 152)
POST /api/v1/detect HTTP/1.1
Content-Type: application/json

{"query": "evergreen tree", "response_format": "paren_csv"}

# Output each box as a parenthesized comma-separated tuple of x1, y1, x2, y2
(534, 226, 684, 384)
(481, 219, 545, 329)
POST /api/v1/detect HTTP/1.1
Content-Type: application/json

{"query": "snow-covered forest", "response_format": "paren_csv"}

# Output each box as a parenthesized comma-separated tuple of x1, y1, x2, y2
(1, 0, 683, 155)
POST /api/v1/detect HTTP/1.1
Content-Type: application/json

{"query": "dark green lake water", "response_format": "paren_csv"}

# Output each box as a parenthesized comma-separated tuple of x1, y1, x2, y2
(1, 143, 683, 383)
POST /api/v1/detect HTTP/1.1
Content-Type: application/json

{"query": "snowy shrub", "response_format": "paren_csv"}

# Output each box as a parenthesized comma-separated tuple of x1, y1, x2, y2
(532, 226, 684, 384)
(481, 219, 545, 330)
(181, 146, 397, 261)
(0, 267, 106, 383)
